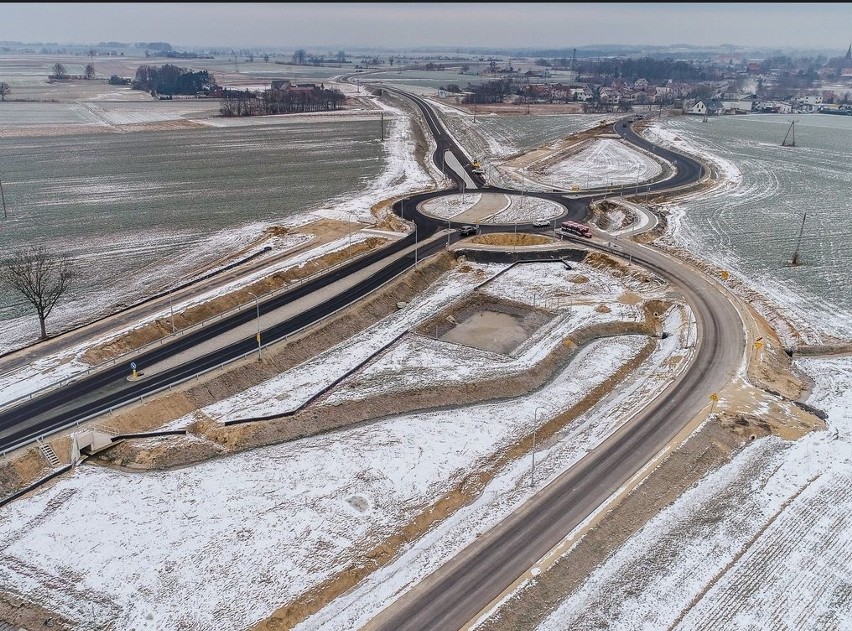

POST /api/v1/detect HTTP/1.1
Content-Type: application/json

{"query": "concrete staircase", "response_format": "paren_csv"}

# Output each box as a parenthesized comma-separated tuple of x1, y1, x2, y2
(37, 439, 61, 468)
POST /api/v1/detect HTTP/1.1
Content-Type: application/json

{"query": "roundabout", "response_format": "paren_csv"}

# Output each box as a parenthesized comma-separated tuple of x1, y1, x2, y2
(418, 192, 565, 227)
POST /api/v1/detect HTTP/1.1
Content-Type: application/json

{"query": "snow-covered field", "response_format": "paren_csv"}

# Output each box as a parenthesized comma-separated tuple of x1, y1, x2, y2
(0, 257, 684, 630)
(1, 74, 851, 631)
(535, 354, 852, 631)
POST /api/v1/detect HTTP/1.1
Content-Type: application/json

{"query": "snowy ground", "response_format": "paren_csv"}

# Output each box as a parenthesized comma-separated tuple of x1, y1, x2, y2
(0, 259, 686, 631)
(0, 89, 434, 408)
(3, 83, 849, 631)
(534, 354, 852, 631)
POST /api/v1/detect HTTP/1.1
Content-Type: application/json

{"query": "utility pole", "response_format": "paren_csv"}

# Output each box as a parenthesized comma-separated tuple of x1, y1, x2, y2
(0, 176, 7, 218)
(380, 112, 384, 141)
(531, 430, 536, 487)
(791, 212, 806, 266)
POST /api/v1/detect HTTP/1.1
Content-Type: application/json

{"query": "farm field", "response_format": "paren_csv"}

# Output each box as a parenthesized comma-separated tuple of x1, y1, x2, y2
(0, 51, 851, 631)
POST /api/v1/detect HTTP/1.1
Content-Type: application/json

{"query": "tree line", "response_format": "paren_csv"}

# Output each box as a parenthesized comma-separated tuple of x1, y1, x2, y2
(219, 85, 346, 117)
(132, 63, 212, 95)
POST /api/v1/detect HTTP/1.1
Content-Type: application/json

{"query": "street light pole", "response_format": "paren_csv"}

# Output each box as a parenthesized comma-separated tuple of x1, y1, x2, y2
(532, 406, 546, 487)
(531, 429, 536, 487)
(169, 292, 176, 333)
(414, 223, 419, 268)
(347, 211, 357, 255)
(248, 292, 261, 361)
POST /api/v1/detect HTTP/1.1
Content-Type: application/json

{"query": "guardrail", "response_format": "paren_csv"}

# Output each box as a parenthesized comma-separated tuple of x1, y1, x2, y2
(0, 241, 423, 457)
(0, 241, 385, 416)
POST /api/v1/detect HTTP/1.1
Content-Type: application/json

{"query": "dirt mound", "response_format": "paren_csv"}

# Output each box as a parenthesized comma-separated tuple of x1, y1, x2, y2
(95, 435, 227, 470)
(468, 233, 551, 247)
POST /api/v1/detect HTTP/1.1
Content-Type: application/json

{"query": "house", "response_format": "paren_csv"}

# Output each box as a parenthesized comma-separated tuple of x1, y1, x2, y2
(755, 100, 792, 114)
(569, 86, 593, 102)
(720, 99, 754, 114)
(688, 99, 722, 116)
(599, 87, 621, 106)
(270, 80, 319, 94)
(795, 94, 823, 112)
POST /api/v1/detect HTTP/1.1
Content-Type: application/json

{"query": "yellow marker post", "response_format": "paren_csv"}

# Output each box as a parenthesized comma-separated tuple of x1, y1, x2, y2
(709, 392, 718, 416)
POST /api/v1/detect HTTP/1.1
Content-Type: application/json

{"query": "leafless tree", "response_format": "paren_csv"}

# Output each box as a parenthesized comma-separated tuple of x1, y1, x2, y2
(84, 63, 95, 80)
(0, 81, 10, 101)
(0, 245, 77, 339)
(51, 63, 68, 80)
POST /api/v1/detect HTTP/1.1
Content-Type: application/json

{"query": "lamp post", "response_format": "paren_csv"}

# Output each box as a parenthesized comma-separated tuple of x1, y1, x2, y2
(685, 312, 695, 348)
(532, 407, 547, 487)
(248, 292, 261, 361)
(414, 222, 419, 268)
(514, 220, 518, 254)
(168, 292, 176, 334)
(347, 211, 357, 254)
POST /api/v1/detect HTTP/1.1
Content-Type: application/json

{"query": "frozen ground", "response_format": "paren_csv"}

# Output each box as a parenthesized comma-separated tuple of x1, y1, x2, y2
(0, 260, 685, 630)
(534, 354, 852, 631)
(3, 81, 849, 631)
(474, 119, 852, 629)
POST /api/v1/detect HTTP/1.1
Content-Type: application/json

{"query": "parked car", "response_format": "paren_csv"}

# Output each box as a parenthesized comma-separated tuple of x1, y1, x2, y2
(459, 225, 477, 236)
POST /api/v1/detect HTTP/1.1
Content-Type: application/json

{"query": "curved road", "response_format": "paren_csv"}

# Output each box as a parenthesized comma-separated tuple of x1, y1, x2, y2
(364, 236, 744, 631)
(0, 82, 744, 631)
(358, 91, 745, 630)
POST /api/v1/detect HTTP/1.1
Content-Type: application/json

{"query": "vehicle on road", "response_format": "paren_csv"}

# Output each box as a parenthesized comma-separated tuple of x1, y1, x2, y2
(533, 218, 550, 227)
(560, 221, 592, 238)
(459, 225, 477, 236)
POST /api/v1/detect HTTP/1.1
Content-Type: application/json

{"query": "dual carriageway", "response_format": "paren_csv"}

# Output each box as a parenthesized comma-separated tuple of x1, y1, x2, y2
(0, 86, 744, 631)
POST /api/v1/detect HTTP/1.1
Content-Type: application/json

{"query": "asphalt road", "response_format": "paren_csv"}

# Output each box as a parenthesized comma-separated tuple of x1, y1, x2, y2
(363, 233, 745, 631)
(0, 84, 742, 631)
(0, 232, 448, 452)
(359, 94, 742, 630)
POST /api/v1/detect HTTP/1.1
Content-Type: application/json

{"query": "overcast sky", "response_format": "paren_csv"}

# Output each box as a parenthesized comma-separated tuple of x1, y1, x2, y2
(1, 3, 850, 53)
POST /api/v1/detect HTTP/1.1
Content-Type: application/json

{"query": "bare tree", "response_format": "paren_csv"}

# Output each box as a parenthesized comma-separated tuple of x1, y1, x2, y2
(0, 81, 10, 101)
(51, 63, 68, 80)
(84, 63, 95, 80)
(0, 245, 76, 339)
